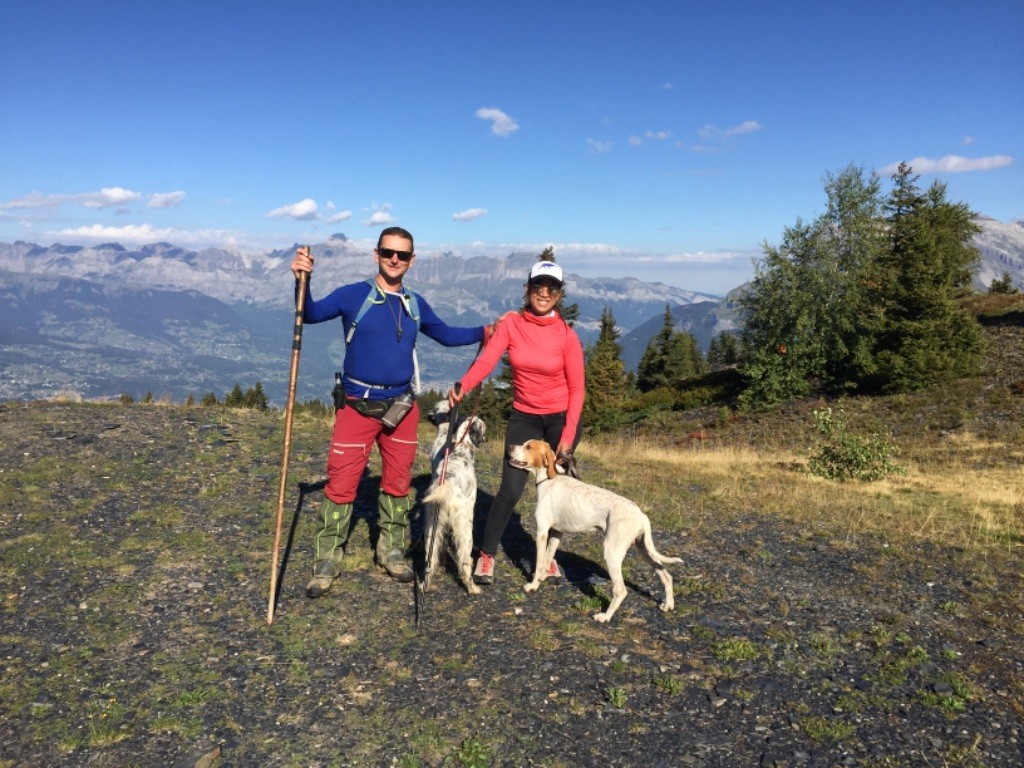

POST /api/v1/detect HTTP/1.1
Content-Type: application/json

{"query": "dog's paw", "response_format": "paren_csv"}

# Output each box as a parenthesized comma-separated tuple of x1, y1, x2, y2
(592, 612, 612, 623)
(659, 600, 674, 612)
(523, 581, 540, 593)
(467, 583, 482, 595)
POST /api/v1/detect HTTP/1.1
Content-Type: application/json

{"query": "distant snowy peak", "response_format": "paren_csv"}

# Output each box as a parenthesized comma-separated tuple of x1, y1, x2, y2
(973, 216, 1024, 288)
(2, 214, 1021, 305)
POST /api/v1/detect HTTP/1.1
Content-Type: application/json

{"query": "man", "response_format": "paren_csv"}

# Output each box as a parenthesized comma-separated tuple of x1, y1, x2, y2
(290, 226, 490, 597)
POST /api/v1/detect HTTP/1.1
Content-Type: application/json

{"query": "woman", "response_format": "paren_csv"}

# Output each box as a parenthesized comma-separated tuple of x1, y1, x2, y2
(449, 259, 585, 584)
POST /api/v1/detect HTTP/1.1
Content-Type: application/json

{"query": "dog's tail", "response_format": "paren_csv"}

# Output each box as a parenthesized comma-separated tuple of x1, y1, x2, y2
(640, 517, 684, 567)
(423, 482, 456, 506)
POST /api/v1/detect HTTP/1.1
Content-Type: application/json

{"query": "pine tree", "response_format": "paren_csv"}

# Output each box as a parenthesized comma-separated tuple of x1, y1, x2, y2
(637, 305, 703, 392)
(862, 163, 985, 392)
(245, 382, 268, 410)
(637, 306, 675, 392)
(989, 272, 1018, 294)
(583, 307, 629, 433)
(707, 332, 741, 369)
(225, 383, 245, 407)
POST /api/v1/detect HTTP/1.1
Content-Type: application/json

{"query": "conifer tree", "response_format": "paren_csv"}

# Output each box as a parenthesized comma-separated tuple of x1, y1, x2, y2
(245, 382, 268, 410)
(738, 162, 985, 407)
(860, 163, 985, 392)
(583, 306, 629, 432)
(637, 305, 703, 392)
(988, 272, 1017, 294)
(707, 332, 742, 369)
(225, 383, 245, 407)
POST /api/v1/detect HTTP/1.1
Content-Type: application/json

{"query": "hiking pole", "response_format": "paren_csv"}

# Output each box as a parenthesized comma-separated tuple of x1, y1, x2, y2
(267, 251, 310, 625)
(415, 382, 461, 629)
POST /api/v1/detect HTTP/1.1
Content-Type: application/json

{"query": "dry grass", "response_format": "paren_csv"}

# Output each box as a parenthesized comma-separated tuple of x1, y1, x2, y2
(560, 433, 1024, 554)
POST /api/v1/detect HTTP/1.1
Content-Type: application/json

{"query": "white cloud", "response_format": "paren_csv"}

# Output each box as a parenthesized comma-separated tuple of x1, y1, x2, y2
(628, 135, 643, 147)
(662, 82, 674, 90)
(587, 138, 613, 154)
(1, 187, 145, 211)
(452, 208, 487, 222)
(326, 210, 352, 223)
(723, 120, 762, 138)
(46, 222, 238, 246)
(81, 187, 142, 209)
(879, 155, 1013, 175)
(645, 130, 672, 140)
(698, 120, 762, 141)
(962, 135, 976, 146)
(148, 191, 186, 209)
(361, 203, 395, 227)
(476, 107, 519, 137)
(267, 198, 319, 220)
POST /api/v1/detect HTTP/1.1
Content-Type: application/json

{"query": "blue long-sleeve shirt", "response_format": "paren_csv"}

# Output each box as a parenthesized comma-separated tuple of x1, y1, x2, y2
(300, 279, 483, 399)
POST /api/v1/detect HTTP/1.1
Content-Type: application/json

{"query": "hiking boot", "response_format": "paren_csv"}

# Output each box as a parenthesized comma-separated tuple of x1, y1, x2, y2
(379, 547, 414, 583)
(545, 557, 564, 580)
(306, 558, 341, 598)
(473, 552, 494, 585)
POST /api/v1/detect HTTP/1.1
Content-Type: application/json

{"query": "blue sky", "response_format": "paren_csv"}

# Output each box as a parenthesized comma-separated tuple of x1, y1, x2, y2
(2, 0, 1021, 295)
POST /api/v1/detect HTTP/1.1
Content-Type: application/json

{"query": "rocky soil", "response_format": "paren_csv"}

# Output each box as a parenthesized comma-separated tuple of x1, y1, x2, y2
(1, 354, 1022, 766)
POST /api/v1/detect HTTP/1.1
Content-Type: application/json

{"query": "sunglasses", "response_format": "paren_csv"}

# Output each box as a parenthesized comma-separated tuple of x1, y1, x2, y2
(529, 282, 562, 295)
(378, 247, 414, 262)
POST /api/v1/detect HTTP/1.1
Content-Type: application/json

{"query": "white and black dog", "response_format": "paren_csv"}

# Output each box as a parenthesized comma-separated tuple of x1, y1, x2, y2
(422, 400, 486, 594)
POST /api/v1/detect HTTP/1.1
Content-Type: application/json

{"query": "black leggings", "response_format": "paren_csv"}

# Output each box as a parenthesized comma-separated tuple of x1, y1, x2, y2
(479, 408, 578, 556)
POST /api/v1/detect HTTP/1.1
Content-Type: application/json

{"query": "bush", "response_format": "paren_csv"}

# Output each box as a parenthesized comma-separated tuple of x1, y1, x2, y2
(626, 386, 676, 412)
(808, 406, 903, 482)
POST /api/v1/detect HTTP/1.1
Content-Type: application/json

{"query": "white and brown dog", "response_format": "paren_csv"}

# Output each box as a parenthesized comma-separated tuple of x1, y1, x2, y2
(509, 439, 683, 622)
(422, 400, 486, 594)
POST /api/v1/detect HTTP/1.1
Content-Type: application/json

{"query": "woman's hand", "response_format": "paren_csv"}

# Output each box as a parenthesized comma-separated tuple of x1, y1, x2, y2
(447, 383, 465, 407)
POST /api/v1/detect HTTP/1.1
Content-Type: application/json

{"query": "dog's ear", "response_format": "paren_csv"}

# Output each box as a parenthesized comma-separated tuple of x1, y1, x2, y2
(542, 443, 558, 480)
(428, 400, 451, 426)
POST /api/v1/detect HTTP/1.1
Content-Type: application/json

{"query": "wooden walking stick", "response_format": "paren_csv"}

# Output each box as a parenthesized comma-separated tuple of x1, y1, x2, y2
(267, 248, 310, 624)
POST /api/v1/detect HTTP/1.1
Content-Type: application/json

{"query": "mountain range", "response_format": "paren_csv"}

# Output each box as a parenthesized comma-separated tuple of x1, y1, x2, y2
(1, 216, 1022, 405)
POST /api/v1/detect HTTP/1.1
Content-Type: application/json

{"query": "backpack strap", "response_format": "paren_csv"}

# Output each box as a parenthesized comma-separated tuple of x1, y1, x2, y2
(345, 279, 421, 343)
(343, 279, 423, 393)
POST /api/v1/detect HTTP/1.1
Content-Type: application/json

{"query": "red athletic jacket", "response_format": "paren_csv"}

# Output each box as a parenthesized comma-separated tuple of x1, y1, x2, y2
(460, 310, 585, 446)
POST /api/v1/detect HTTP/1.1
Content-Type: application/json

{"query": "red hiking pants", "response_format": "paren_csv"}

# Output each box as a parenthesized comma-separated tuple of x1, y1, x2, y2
(323, 401, 420, 504)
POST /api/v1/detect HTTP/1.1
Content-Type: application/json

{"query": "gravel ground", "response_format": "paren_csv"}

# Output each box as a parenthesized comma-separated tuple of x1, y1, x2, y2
(0, 398, 1021, 767)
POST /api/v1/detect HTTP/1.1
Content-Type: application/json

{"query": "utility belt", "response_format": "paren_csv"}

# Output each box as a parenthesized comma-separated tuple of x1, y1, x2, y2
(332, 373, 415, 428)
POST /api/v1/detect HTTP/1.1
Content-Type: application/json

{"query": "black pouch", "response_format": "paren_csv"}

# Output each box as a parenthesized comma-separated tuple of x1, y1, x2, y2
(332, 373, 345, 411)
(348, 398, 390, 420)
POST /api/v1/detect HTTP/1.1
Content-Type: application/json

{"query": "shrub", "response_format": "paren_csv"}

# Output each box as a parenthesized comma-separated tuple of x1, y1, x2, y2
(807, 406, 903, 482)
(626, 386, 676, 412)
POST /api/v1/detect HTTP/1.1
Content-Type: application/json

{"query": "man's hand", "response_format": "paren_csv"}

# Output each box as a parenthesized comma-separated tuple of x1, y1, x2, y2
(291, 246, 314, 280)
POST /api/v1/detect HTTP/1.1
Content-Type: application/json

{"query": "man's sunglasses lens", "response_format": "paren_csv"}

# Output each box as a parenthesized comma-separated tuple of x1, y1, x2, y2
(379, 247, 413, 262)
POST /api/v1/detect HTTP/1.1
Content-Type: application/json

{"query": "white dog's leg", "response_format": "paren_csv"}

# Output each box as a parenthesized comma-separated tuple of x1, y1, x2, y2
(453, 498, 480, 594)
(655, 567, 674, 612)
(540, 532, 560, 580)
(593, 537, 631, 622)
(524, 527, 548, 592)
